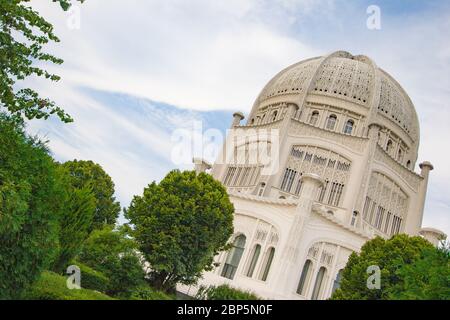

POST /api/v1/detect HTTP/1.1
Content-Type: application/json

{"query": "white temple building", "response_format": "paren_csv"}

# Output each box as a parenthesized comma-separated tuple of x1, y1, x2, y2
(182, 51, 447, 300)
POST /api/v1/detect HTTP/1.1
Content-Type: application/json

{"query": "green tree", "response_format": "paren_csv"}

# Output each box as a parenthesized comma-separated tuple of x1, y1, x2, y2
(52, 183, 96, 273)
(62, 160, 121, 232)
(0, 0, 84, 122)
(331, 234, 434, 300)
(77, 226, 145, 297)
(125, 170, 234, 292)
(0, 114, 65, 299)
(389, 243, 450, 300)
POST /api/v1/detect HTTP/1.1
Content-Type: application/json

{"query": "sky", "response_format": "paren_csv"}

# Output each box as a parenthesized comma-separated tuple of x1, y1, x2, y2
(26, 0, 450, 234)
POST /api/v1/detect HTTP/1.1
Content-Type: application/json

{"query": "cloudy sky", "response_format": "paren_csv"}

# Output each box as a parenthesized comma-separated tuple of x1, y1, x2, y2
(27, 0, 450, 234)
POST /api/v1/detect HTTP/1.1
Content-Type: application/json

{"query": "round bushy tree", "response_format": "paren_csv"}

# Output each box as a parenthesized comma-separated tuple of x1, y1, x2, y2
(77, 226, 146, 297)
(331, 234, 434, 300)
(0, 115, 65, 299)
(125, 170, 234, 292)
(61, 160, 121, 232)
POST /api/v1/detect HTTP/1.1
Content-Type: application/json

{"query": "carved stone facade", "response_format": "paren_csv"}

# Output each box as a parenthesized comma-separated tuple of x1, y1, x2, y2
(179, 51, 445, 300)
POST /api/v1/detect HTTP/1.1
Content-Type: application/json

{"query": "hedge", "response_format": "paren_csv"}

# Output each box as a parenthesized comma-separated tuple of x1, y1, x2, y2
(22, 271, 113, 300)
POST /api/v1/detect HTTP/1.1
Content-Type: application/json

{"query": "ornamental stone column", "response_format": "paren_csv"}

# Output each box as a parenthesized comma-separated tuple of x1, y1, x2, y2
(275, 173, 324, 293)
(405, 161, 434, 235)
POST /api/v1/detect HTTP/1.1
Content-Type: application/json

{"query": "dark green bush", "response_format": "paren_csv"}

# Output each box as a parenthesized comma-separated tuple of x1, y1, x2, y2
(22, 271, 113, 300)
(73, 261, 110, 293)
(129, 286, 173, 300)
(196, 284, 260, 300)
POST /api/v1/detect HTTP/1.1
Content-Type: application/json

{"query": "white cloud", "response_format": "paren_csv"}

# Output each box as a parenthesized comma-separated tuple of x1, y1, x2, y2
(26, 0, 450, 234)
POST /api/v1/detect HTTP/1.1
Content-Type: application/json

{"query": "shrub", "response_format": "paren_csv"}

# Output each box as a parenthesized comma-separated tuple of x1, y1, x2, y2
(196, 284, 260, 300)
(77, 226, 146, 297)
(22, 271, 113, 300)
(129, 286, 174, 300)
(73, 261, 110, 293)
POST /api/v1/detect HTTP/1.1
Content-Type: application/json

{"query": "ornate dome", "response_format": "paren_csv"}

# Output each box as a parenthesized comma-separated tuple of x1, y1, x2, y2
(252, 51, 419, 146)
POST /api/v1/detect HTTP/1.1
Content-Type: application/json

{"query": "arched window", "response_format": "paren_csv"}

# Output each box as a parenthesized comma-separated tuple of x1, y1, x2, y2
(296, 259, 312, 295)
(311, 266, 327, 300)
(406, 160, 411, 169)
(397, 149, 403, 162)
(309, 111, 319, 126)
(386, 140, 393, 153)
(246, 244, 261, 277)
(258, 183, 266, 196)
(343, 119, 354, 134)
(250, 118, 255, 125)
(261, 113, 266, 124)
(221, 235, 246, 280)
(351, 211, 358, 226)
(260, 247, 275, 281)
(272, 110, 278, 121)
(331, 269, 343, 295)
(326, 114, 337, 130)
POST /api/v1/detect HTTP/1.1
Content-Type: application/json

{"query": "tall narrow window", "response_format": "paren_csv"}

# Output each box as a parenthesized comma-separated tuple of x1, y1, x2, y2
(343, 119, 354, 134)
(311, 267, 327, 300)
(386, 140, 393, 153)
(258, 183, 266, 196)
(272, 110, 278, 121)
(326, 114, 337, 130)
(406, 160, 411, 169)
(309, 111, 319, 125)
(351, 211, 358, 227)
(331, 269, 343, 295)
(246, 244, 261, 277)
(296, 260, 312, 295)
(260, 247, 275, 281)
(397, 149, 403, 162)
(221, 235, 246, 280)
(280, 168, 297, 193)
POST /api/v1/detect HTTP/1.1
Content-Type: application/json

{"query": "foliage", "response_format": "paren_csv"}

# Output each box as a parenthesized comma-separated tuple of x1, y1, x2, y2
(0, 114, 65, 299)
(77, 226, 145, 297)
(61, 160, 121, 232)
(125, 170, 234, 292)
(0, 0, 84, 122)
(129, 286, 174, 300)
(331, 234, 435, 300)
(73, 261, 110, 293)
(52, 183, 96, 273)
(388, 243, 450, 300)
(196, 284, 260, 300)
(21, 271, 113, 300)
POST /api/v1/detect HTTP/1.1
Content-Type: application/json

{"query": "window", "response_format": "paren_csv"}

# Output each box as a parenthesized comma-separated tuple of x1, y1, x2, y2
(309, 111, 319, 125)
(311, 267, 327, 300)
(343, 120, 354, 134)
(296, 260, 312, 295)
(406, 160, 411, 169)
(221, 235, 246, 280)
(260, 247, 275, 281)
(258, 183, 266, 196)
(246, 244, 261, 277)
(326, 114, 337, 130)
(331, 269, 343, 295)
(386, 140, 393, 153)
(280, 168, 297, 193)
(397, 149, 403, 162)
(351, 211, 358, 226)
(272, 111, 278, 121)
